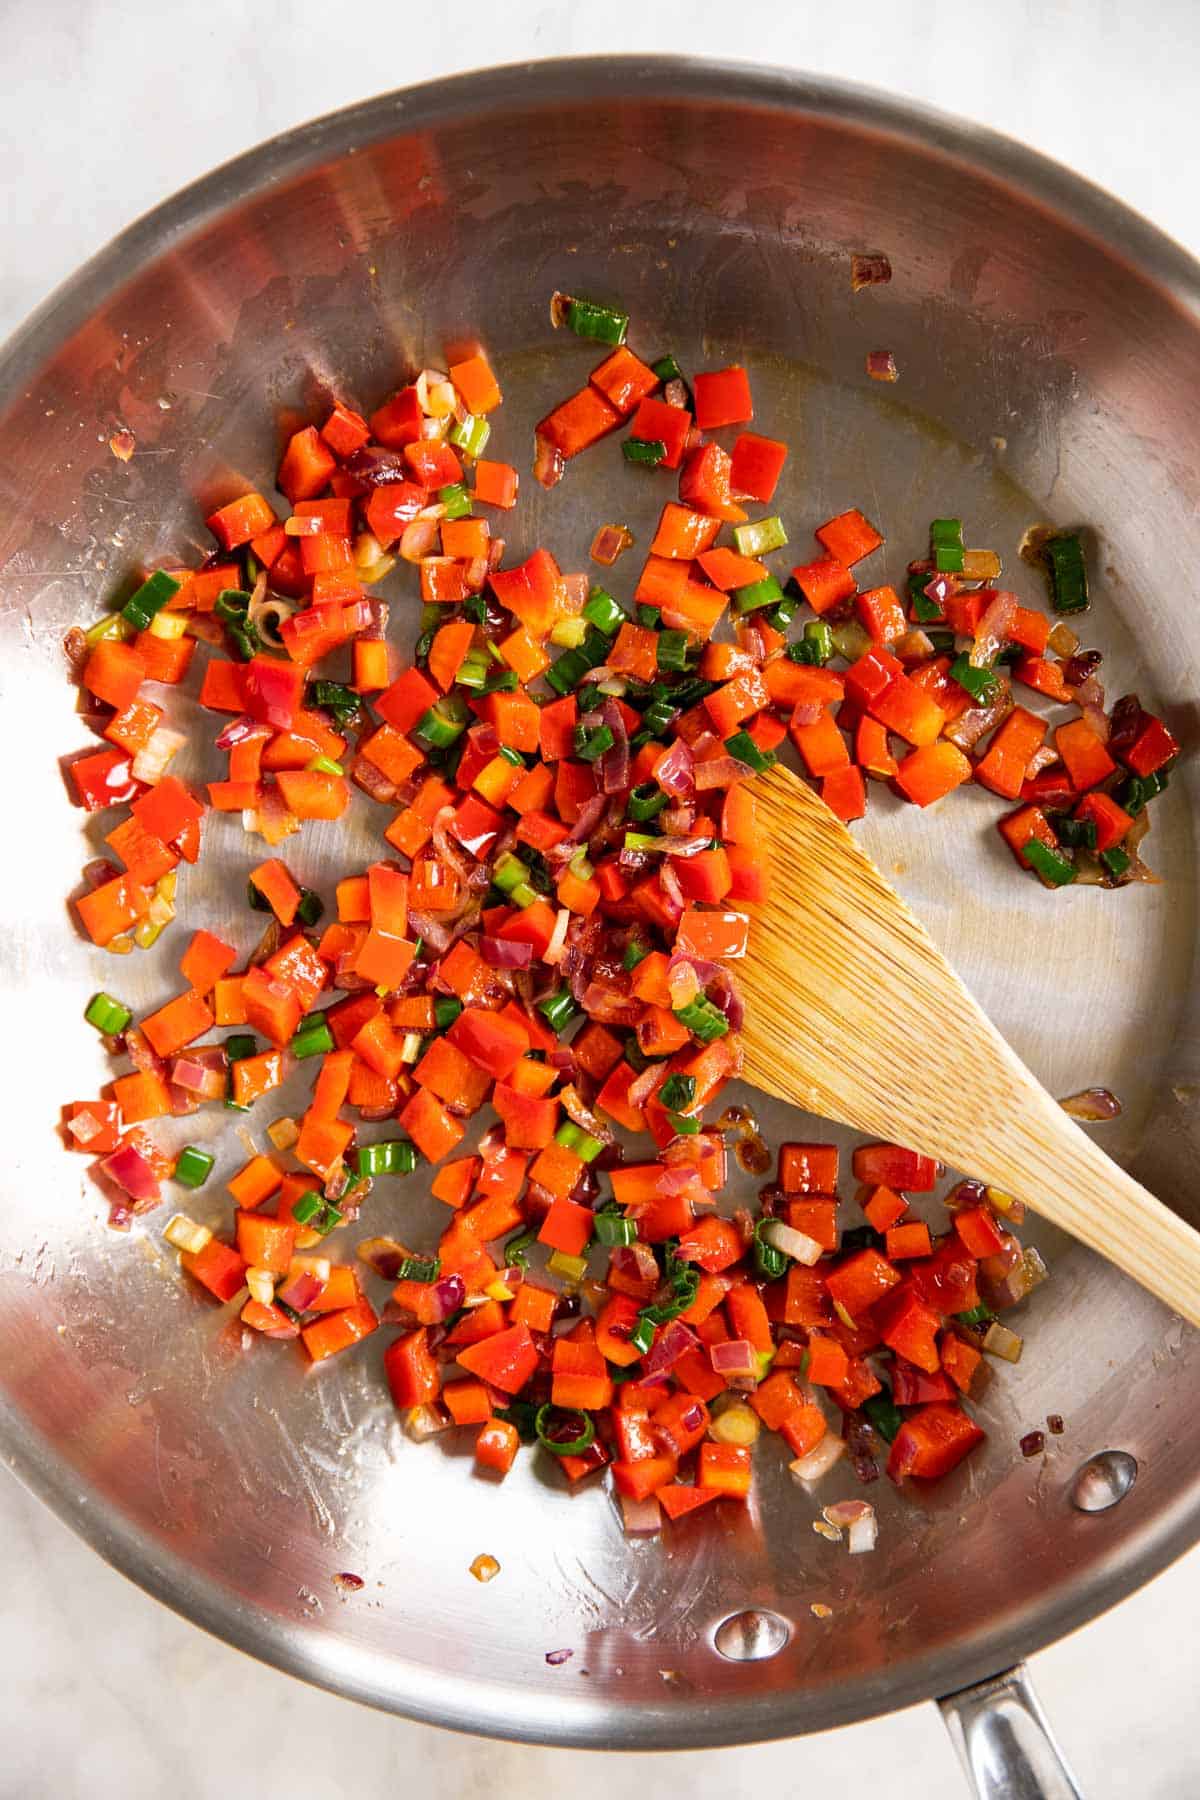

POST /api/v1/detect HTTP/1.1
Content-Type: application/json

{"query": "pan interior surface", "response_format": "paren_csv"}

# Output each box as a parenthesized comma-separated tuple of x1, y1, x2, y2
(0, 61, 1197, 1746)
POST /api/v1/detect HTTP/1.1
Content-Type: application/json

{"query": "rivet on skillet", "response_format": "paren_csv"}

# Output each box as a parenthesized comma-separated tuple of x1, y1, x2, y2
(713, 1609, 791, 1661)
(1070, 1450, 1139, 1512)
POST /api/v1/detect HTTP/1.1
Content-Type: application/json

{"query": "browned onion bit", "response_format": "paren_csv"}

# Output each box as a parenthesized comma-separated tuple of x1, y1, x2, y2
(1059, 1087, 1122, 1122)
(1046, 1414, 1065, 1435)
(1020, 1431, 1046, 1458)
(851, 253, 892, 291)
(866, 350, 898, 382)
(333, 1571, 365, 1593)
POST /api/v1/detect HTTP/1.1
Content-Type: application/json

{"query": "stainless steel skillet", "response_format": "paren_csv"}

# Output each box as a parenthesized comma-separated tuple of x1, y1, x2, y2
(0, 56, 1197, 1798)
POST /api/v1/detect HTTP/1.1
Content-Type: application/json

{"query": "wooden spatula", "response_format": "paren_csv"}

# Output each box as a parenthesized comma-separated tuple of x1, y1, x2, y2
(737, 763, 1200, 1326)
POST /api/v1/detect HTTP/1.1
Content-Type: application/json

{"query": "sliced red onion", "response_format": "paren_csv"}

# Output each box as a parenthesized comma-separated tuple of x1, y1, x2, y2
(660, 804, 696, 836)
(400, 517, 440, 561)
(609, 1242, 658, 1287)
(789, 1434, 845, 1485)
(626, 1062, 665, 1110)
(598, 698, 630, 796)
(83, 858, 121, 890)
(706, 968, 746, 1035)
(694, 755, 746, 790)
(215, 714, 268, 751)
(559, 1083, 613, 1144)
(407, 910, 453, 954)
(580, 981, 641, 1026)
(565, 792, 608, 846)
(481, 935, 533, 969)
(709, 1338, 758, 1375)
(1059, 1086, 1122, 1121)
(101, 1141, 161, 1205)
(430, 1274, 466, 1322)
(970, 590, 1017, 668)
(67, 1107, 104, 1146)
(619, 1492, 661, 1536)
(791, 698, 824, 727)
(655, 737, 695, 799)
(760, 1218, 823, 1267)
(945, 685, 1013, 753)
(642, 1319, 697, 1377)
(277, 1270, 326, 1312)
(351, 755, 399, 806)
(533, 432, 564, 490)
(166, 1083, 201, 1117)
(543, 906, 571, 967)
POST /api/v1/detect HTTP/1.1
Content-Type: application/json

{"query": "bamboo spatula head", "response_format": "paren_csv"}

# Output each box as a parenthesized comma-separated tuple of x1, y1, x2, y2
(738, 764, 1200, 1326)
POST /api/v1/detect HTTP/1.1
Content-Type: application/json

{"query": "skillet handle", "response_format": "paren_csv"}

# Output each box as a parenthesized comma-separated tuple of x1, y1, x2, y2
(938, 1665, 1085, 1799)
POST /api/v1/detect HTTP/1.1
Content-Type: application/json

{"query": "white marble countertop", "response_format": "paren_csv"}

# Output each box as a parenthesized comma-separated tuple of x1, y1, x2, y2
(3, 2, 1199, 1794)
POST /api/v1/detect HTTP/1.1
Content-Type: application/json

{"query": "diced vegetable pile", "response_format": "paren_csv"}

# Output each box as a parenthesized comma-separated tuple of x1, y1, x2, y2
(61, 289, 1179, 1529)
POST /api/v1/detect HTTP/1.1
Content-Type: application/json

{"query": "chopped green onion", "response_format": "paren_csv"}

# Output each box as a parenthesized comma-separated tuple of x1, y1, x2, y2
(640, 696, 679, 737)
(1101, 846, 1132, 880)
(623, 830, 662, 853)
(658, 1073, 696, 1113)
(438, 482, 473, 519)
(449, 413, 491, 458)
(224, 1034, 256, 1063)
(497, 744, 525, 768)
(656, 629, 693, 673)
(307, 754, 344, 776)
(275, 1299, 303, 1327)
(1119, 768, 1169, 815)
(733, 517, 788, 558)
(291, 1016, 334, 1059)
(503, 1227, 538, 1269)
(636, 603, 662, 628)
(397, 1255, 441, 1284)
(434, 996, 462, 1030)
(622, 937, 651, 971)
(582, 586, 625, 635)
(461, 592, 488, 626)
(628, 782, 668, 823)
(535, 1403, 596, 1456)
(493, 851, 532, 896)
(174, 1146, 214, 1190)
(455, 648, 492, 691)
(673, 996, 730, 1041)
(788, 619, 835, 666)
(754, 1216, 788, 1281)
(863, 1391, 904, 1443)
(315, 1201, 344, 1238)
(213, 588, 251, 623)
(623, 437, 666, 468)
(1023, 840, 1077, 887)
(482, 666, 520, 695)
(930, 518, 965, 574)
(724, 730, 775, 773)
(311, 680, 359, 721)
(84, 612, 131, 647)
(949, 653, 999, 703)
(763, 594, 800, 632)
(732, 575, 785, 616)
(355, 1140, 417, 1178)
(554, 1120, 604, 1162)
(564, 297, 628, 346)
(594, 1209, 637, 1247)
(629, 1314, 656, 1356)
(651, 354, 683, 382)
(227, 622, 258, 662)
(291, 1190, 324, 1225)
(293, 888, 323, 929)
(539, 989, 578, 1033)
(85, 991, 132, 1035)
(121, 568, 181, 631)
(955, 1302, 996, 1329)
(1043, 533, 1089, 615)
(666, 1112, 700, 1135)
(547, 1249, 589, 1283)
(574, 723, 615, 763)
(510, 880, 538, 909)
(907, 571, 944, 623)
(413, 692, 470, 748)
(926, 629, 957, 656)
(1048, 813, 1097, 852)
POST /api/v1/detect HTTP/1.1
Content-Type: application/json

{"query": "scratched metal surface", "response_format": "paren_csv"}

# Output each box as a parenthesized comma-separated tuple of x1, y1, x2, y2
(0, 61, 1198, 1746)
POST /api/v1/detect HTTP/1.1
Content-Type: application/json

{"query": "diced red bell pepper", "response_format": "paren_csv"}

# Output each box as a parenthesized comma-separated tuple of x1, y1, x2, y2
(455, 1323, 539, 1395)
(887, 1401, 985, 1482)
